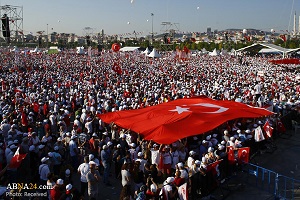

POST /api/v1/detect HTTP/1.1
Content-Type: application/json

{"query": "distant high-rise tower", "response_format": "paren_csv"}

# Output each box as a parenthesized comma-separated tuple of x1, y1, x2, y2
(207, 27, 211, 35)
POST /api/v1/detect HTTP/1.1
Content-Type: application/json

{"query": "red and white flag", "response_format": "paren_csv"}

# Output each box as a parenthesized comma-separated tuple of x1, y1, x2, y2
(263, 121, 274, 138)
(9, 147, 27, 169)
(254, 126, 265, 142)
(237, 147, 250, 164)
(178, 183, 188, 200)
(100, 96, 273, 144)
(277, 119, 286, 133)
(207, 159, 223, 177)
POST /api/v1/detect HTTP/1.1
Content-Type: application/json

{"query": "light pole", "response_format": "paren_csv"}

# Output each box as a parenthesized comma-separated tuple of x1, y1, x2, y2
(46, 23, 49, 48)
(151, 13, 154, 45)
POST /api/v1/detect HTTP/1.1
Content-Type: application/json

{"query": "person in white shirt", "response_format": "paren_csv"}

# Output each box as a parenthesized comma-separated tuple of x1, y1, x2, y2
(187, 150, 196, 169)
(39, 157, 50, 185)
(170, 144, 180, 174)
(148, 142, 162, 166)
(69, 135, 79, 169)
(77, 156, 89, 196)
(162, 145, 172, 176)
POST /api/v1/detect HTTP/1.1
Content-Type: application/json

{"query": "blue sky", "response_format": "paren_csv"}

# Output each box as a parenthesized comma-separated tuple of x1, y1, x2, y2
(1, 0, 299, 36)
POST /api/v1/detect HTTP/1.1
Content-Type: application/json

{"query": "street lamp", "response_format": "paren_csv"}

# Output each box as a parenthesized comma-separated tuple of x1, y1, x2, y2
(151, 13, 154, 45)
(46, 23, 49, 48)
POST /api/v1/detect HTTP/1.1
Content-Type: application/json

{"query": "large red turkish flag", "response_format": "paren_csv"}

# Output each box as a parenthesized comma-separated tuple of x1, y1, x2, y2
(99, 96, 273, 144)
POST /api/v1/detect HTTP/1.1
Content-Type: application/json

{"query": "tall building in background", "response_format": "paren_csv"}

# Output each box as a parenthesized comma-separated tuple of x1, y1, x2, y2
(207, 27, 211, 36)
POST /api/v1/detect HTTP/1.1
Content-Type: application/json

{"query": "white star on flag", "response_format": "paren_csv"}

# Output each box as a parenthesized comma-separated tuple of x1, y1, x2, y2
(169, 106, 190, 114)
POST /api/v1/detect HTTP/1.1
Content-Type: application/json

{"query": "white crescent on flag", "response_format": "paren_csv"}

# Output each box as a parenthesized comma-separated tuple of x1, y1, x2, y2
(193, 103, 229, 113)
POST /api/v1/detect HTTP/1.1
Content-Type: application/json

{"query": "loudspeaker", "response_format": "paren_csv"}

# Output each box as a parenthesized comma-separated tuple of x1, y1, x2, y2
(1, 14, 10, 38)
(38, 37, 42, 47)
(86, 35, 91, 46)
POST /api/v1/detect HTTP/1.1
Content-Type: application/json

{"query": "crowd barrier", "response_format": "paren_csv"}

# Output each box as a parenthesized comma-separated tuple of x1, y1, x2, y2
(243, 163, 300, 200)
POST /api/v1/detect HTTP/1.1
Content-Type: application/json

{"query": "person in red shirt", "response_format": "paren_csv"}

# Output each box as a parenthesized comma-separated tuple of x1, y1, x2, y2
(50, 178, 64, 200)
(89, 133, 98, 156)
(173, 170, 185, 187)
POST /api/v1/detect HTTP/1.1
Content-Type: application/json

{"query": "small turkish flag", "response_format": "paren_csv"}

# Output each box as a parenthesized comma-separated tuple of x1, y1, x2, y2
(207, 159, 222, 177)
(237, 147, 250, 164)
(263, 121, 274, 138)
(9, 147, 27, 169)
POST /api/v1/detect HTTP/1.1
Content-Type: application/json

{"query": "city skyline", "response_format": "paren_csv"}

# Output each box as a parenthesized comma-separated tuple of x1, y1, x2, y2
(0, 0, 299, 36)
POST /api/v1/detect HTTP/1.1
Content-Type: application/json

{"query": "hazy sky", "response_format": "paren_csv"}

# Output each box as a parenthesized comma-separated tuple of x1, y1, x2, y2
(1, 0, 299, 36)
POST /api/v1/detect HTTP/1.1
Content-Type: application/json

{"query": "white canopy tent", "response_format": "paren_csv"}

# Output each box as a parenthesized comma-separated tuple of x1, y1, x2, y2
(209, 48, 219, 56)
(147, 48, 161, 58)
(76, 47, 84, 54)
(142, 47, 150, 55)
(119, 47, 140, 52)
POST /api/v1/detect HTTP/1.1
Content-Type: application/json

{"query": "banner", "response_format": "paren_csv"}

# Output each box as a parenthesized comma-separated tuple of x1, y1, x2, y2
(178, 183, 188, 200)
(254, 126, 265, 142)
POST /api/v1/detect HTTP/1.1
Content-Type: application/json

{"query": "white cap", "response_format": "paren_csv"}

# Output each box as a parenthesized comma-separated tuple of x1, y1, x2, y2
(102, 145, 108, 150)
(166, 177, 175, 184)
(89, 154, 94, 160)
(41, 157, 49, 163)
(7, 141, 13, 146)
(65, 169, 70, 175)
(224, 130, 229, 134)
(206, 135, 211, 140)
(137, 152, 143, 157)
(130, 143, 136, 148)
(107, 141, 113, 146)
(66, 184, 72, 191)
(57, 137, 62, 142)
(208, 147, 214, 152)
(237, 130, 241, 134)
(117, 144, 121, 148)
(9, 144, 17, 149)
(102, 132, 108, 136)
(177, 162, 184, 168)
(218, 145, 225, 150)
(189, 150, 196, 156)
(195, 160, 201, 165)
(230, 137, 235, 141)
(48, 152, 53, 157)
(221, 141, 226, 145)
(153, 144, 158, 148)
(245, 129, 251, 134)
(92, 133, 98, 137)
(66, 132, 71, 136)
(56, 179, 64, 185)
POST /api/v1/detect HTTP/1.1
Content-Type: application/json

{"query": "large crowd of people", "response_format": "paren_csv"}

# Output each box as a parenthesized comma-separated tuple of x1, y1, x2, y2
(0, 47, 299, 200)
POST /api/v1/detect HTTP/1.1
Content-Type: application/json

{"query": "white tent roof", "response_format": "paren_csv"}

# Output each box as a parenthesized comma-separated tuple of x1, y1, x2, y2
(142, 47, 150, 54)
(147, 48, 161, 58)
(119, 46, 140, 52)
(10, 46, 19, 52)
(209, 48, 219, 56)
(76, 46, 84, 54)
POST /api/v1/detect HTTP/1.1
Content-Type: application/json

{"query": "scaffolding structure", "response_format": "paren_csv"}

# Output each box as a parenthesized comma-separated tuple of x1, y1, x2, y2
(0, 5, 23, 44)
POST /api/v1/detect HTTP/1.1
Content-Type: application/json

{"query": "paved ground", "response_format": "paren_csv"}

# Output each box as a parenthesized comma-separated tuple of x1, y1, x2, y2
(209, 130, 300, 200)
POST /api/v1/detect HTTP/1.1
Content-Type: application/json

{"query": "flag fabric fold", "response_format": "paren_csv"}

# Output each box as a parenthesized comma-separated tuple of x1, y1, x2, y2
(99, 96, 273, 144)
